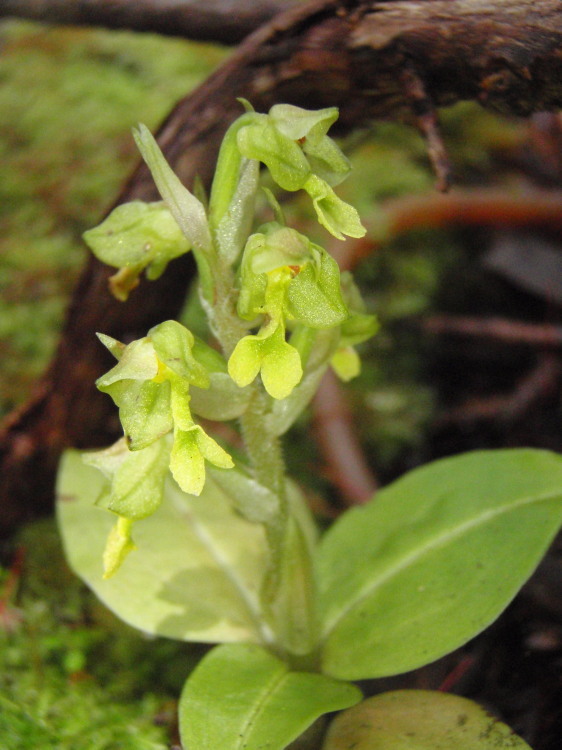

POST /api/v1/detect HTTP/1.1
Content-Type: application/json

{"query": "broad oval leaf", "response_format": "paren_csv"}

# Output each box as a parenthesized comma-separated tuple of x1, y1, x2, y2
(179, 643, 362, 750)
(317, 449, 562, 679)
(322, 691, 531, 750)
(57, 450, 271, 645)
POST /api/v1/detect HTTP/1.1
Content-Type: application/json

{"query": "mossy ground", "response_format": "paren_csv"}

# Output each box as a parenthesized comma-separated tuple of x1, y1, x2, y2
(1, 518, 205, 749)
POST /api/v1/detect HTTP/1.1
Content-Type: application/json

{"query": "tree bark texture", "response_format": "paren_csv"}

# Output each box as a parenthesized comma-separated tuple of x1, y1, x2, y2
(1, 0, 562, 533)
(0, 0, 301, 46)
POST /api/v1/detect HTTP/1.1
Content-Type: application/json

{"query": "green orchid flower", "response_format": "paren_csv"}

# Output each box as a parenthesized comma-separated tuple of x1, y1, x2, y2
(229, 222, 357, 398)
(83, 436, 171, 577)
(236, 104, 366, 240)
(237, 223, 348, 328)
(236, 115, 311, 192)
(303, 174, 366, 240)
(329, 272, 379, 381)
(95, 320, 234, 498)
(96, 321, 209, 450)
(268, 103, 351, 186)
(228, 320, 303, 401)
(83, 200, 191, 301)
(170, 424, 234, 497)
(229, 264, 303, 400)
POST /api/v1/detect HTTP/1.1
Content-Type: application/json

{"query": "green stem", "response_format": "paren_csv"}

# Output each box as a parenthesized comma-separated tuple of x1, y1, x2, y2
(240, 386, 286, 502)
(208, 112, 257, 233)
(240, 387, 318, 658)
(203, 261, 249, 357)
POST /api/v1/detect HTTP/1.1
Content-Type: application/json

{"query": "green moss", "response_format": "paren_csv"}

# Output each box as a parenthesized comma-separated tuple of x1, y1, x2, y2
(1, 518, 202, 748)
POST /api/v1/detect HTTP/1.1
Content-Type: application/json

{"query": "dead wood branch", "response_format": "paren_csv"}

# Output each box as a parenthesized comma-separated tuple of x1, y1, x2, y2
(0, 0, 300, 45)
(1, 0, 562, 532)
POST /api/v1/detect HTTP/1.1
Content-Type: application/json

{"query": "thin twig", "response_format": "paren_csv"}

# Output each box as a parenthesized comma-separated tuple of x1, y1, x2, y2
(434, 354, 560, 427)
(400, 65, 452, 192)
(423, 315, 562, 348)
(313, 370, 378, 505)
(333, 189, 562, 271)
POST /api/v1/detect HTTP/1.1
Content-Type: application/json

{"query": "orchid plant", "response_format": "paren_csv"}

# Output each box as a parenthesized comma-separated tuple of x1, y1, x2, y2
(57, 102, 562, 750)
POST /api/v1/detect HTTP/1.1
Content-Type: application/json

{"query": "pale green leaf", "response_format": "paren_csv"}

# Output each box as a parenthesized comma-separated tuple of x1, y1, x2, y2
(133, 124, 212, 253)
(179, 643, 362, 750)
(322, 691, 532, 750)
(317, 449, 562, 679)
(267, 363, 328, 437)
(208, 465, 280, 525)
(215, 157, 260, 264)
(57, 451, 272, 644)
(209, 467, 319, 550)
(267, 516, 318, 655)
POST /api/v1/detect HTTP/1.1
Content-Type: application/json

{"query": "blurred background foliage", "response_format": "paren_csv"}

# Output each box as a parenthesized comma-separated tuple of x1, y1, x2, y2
(0, 17, 527, 747)
(0, 20, 227, 414)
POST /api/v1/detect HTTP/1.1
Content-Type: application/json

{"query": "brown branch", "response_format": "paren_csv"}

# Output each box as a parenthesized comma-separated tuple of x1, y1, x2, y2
(423, 315, 562, 348)
(2, 0, 562, 534)
(313, 370, 378, 505)
(380, 189, 562, 239)
(399, 64, 452, 191)
(0, 0, 301, 45)
(434, 353, 561, 426)
(331, 188, 562, 271)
